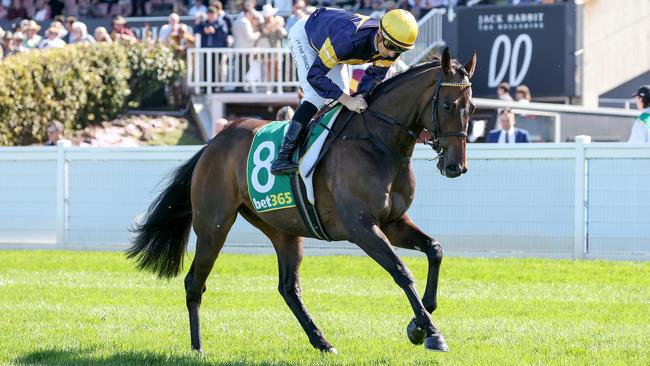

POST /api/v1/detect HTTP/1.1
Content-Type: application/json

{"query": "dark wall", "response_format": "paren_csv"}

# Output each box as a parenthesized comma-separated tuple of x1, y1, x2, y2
(446, 3, 579, 99)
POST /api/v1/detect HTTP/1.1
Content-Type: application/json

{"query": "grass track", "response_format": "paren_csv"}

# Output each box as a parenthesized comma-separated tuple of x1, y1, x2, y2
(0, 250, 649, 365)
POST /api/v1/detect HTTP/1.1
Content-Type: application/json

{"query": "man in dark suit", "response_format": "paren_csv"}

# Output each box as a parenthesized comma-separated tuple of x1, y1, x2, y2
(487, 108, 531, 143)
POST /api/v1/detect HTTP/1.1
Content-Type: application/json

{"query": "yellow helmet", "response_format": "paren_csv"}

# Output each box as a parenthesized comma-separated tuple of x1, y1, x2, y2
(380, 9, 418, 50)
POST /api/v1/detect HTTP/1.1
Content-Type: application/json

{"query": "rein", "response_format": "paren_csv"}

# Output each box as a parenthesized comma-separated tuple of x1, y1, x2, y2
(345, 68, 472, 162)
(303, 64, 472, 177)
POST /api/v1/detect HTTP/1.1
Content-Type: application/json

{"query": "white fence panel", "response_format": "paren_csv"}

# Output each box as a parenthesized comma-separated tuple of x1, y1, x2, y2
(587, 158, 650, 255)
(63, 147, 201, 247)
(1, 142, 650, 259)
(409, 157, 575, 256)
(0, 149, 57, 244)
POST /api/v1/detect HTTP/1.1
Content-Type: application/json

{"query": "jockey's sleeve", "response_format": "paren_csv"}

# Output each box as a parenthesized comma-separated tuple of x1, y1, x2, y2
(357, 60, 393, 95)
(307, 59, 344, 100)
(306, 35, 355, 100)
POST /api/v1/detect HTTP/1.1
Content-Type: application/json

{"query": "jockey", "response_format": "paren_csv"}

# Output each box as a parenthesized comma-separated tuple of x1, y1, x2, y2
(270, 7, 419, 175)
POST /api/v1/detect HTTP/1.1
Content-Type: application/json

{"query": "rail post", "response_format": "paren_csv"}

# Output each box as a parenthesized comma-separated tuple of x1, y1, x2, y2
(56, 140, 71, 247)
(573, 135, 591, 258)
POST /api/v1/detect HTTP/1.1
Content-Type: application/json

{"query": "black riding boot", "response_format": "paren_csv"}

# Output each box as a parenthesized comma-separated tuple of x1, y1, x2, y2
(270, 119, 306, 175)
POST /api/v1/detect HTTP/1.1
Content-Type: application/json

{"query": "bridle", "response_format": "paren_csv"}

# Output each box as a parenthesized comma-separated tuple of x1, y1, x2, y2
(426, 70, 472, 156)
(304, 65, 472, 178)
(355, 66, 472, 161)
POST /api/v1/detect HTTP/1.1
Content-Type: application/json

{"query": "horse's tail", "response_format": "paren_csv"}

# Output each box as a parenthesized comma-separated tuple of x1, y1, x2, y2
(126, 145, 206, 279)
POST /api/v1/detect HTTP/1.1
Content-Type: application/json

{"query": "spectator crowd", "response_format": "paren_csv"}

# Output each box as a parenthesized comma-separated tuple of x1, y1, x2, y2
(1, 0, 566, 62)
(0, 0, 592, 146)
(0, 0, 450, 20)
(0, 0, 563, 22)
(0, 15, 140, 60)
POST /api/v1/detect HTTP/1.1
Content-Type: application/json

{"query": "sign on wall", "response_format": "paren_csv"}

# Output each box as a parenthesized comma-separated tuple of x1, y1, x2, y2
(456, 4, 578, 98)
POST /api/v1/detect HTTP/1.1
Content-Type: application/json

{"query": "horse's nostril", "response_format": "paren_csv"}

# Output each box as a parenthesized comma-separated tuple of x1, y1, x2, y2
(444, 164, 462, 178)
(446, 164, 461, 174)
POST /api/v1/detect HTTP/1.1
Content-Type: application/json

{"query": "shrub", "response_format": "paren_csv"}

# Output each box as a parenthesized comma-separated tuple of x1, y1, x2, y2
(0, 41, 184, 146)
(125, 41, 185, 107)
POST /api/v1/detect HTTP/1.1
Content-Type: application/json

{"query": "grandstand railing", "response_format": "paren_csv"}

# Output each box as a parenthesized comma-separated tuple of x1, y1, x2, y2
(474, 98, 640, 117)
(598, 97, 637, 110)
(185, 10, 445, 94)
(473, 98, 640, 142)
(187, 48, 300, 95)
(399, 9, 446, 66)
(2, 140, 649, 260)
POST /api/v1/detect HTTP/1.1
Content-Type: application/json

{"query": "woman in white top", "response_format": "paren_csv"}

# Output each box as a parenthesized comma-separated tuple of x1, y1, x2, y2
(38, 26, 65, 49)
(158, 13, 180, 43)
(70, 22, 96, 44)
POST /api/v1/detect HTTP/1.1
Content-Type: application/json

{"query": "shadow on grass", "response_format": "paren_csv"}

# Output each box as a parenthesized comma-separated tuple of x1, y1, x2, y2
(14, 348, 303, 366)
(176, 120, 205, 145)
(146, 118, 204, 146)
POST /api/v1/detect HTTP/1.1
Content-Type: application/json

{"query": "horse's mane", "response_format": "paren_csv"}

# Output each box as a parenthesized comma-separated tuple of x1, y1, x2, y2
(365, 58, 440, 102)
(366, 56, 464, 103)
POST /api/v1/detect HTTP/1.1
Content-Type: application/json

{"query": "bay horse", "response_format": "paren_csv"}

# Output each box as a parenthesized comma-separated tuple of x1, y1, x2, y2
(127, 47, 476, 354)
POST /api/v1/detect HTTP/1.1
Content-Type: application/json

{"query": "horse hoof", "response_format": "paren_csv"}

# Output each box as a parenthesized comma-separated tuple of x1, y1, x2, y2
(321, 347, 338, 355)
(406, 318, 426, 345)
(424, 334, 449, 352)
(192, 348, 204, 356)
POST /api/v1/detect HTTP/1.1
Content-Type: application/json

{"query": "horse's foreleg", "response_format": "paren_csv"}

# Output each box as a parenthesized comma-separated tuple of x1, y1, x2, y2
(382, 214, 443, 346)
(383, 214, 442, 313)
(343, 210, 448, 352)
(185, 213, 236, 353)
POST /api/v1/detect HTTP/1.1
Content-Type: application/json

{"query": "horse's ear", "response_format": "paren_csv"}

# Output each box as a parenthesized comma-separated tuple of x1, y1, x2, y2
(464, 50, 477, 79)
(441, 47, 452, 75)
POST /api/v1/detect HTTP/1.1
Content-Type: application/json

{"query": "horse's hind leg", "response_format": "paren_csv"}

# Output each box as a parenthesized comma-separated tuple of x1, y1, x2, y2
(239, 209, 336, 353)
(274, 235, 337, 353)
(185, 211, 237, 353)
(382, 214, 443, 346)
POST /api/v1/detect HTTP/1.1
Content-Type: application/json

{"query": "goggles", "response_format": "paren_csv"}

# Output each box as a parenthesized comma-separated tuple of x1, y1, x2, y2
(382, 37, 407, 53)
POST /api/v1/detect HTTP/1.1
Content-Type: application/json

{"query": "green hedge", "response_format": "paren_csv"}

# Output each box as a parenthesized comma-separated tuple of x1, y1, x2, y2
(0, 42, 184, 146)
(125, 42, 185, 106)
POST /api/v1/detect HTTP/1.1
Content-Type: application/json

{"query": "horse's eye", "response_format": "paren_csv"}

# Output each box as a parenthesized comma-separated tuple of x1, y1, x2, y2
(444, 102, 454, 112)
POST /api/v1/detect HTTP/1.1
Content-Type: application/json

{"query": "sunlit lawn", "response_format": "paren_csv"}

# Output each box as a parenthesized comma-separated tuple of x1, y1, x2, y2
(1, 250, 649, 365)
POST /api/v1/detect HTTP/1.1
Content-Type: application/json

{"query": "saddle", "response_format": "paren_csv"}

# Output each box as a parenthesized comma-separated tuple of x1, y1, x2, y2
(246, 105, 345, 241)
(299, 102, 342, 151)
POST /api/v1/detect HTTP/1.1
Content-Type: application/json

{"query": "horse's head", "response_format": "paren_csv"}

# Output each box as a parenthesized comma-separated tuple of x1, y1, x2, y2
(419, 47, 476, 178)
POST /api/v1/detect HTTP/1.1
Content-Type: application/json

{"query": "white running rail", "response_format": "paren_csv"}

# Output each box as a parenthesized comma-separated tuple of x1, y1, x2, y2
(3, 140, 650, 260)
